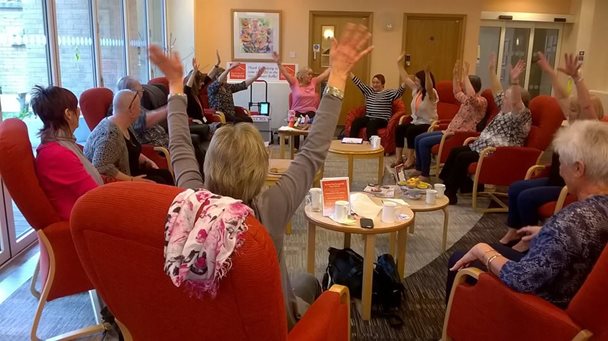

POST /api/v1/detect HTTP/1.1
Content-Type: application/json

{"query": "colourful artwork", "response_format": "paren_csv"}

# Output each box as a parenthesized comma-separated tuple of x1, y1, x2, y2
(232, 10, 280, 61)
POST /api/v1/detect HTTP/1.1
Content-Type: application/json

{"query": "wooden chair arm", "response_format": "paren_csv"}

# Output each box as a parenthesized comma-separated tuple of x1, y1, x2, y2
(153, 146, 173, 178)
(524, 165, 548, 180)
(443, 267, 485, 340)
(553, 186, 569, 214)
(463, 136, 478, 146)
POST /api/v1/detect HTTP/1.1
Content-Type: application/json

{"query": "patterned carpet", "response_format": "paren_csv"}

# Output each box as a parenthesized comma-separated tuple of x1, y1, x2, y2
(0, 151, 503, 340)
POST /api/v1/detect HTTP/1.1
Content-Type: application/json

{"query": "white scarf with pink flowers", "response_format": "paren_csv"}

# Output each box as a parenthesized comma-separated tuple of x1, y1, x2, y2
(164, 188, 252, 297)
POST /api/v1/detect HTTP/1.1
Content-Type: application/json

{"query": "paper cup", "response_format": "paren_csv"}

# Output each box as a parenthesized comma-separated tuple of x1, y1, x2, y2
(309, 188, 322, 212)
(334, 200, 350, 221)
(370, 135, 381, 149)
(434, 184, 446, 198)
(382, 201, 397, 223)
(426, 189, 438, 205)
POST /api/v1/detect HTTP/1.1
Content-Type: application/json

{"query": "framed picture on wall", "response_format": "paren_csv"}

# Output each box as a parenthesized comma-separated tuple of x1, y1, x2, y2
(231, 9, 281, 61)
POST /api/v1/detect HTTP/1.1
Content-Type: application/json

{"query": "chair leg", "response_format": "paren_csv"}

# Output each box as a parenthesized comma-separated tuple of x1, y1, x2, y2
(30, 258, 41, 299)
(31, 231, 108, 341)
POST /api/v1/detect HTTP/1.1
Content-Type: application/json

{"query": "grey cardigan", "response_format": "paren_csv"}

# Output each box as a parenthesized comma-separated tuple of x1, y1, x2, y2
(167, 93, 343, 328)
(84, 117, 131, 177)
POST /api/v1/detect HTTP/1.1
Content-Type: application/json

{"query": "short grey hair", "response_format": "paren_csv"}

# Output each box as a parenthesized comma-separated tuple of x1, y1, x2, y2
(116, 76, 142, 91)
(203, 123, 269, 204)
(553, 120, 608, 185)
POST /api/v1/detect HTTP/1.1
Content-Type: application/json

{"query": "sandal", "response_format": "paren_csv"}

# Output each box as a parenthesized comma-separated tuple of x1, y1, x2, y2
(390, 159, 404, 168)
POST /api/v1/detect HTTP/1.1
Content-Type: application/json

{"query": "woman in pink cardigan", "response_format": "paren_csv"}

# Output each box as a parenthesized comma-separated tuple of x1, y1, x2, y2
(31, 85, 103, 220)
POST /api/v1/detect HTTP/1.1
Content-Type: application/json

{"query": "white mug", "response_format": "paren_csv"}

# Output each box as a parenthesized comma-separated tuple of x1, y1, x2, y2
(370, 135, 381, 149)
(334, 200, 350, 221)
(426, 189, 438, 205)
(382, 201, 397, 223)
(434, 184, 446, 198)
(308, 188, 322, 212)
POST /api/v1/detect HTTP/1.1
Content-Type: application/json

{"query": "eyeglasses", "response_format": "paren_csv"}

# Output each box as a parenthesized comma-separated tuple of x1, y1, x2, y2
(128, 90, 144, 110)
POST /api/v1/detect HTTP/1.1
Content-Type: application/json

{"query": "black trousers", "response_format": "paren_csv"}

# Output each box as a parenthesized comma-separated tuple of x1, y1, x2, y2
(349, 116, 388, 139)
(439, 146, 480, 194)
(446, 243, 525, 304)
(395, 123, 430, 149)
(134, 168, 174, 186)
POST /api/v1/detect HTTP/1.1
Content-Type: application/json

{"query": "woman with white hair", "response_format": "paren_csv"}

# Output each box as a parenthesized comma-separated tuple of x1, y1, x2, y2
(150, 23, 373, 328)
(448, 120, 608, 307)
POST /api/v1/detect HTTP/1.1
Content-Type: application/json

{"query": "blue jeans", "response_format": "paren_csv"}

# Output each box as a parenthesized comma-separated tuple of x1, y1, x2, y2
(507, 178, 563, 228)
(414, 131, 443, 176)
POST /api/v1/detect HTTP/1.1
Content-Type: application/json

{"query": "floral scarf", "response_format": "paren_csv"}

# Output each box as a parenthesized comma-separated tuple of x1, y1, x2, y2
(164, 188, 253, 297)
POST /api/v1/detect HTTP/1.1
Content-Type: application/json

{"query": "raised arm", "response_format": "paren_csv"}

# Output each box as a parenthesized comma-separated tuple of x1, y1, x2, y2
(313, 67, 331, 84)
(217, 62, 241, 84)
(149, 45, 204, 189)
(206, 50, 222, 80)
(425, 64, 438, 102)
(272, 52, 296, 85)
(452, 60, 463, 96)
(397, 53, 417, 90)
(351, 74, 373, 95)
(488, 52, 502, 95)
(558, 53, 598, 120)
(509, 59, 526, 114)
(186, 58, 199, 88)
(462, 61, 475, 96)
(537, 51, 567, 100)
(245, 66, 266, 87)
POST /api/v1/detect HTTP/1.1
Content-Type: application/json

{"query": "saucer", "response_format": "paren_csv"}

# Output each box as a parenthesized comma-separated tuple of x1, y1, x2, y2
(329, 214, 356, 225)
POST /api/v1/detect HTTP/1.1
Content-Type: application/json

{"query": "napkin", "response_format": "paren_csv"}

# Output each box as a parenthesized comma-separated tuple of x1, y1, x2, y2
(350, 192, 382, 218)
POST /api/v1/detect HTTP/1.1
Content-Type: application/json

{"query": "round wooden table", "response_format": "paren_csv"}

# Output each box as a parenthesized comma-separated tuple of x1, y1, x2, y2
(277, 126, 309, 159)
(328, 140, 384, 185)
(401, 194, 450, 250)
(304, 198, 413, 321)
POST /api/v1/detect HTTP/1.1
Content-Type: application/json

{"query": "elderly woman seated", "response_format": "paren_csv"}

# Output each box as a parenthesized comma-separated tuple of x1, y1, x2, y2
(447, 120, 608, 308)
(84, 89, 174, 185)
(149, 23, 372, 329)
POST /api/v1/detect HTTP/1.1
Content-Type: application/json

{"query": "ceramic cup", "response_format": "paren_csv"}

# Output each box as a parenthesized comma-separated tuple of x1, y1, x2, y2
(426, 189, 438, 205)
(434, 184, 446, 198)
(370, 135, 381, 149)
(308, 188, 323, 212)
(382, 201, 397, 223)
(334, 200, 350, 222)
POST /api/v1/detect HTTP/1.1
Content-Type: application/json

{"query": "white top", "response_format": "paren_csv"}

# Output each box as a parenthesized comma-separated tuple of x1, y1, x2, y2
(410, 88, 439, 125)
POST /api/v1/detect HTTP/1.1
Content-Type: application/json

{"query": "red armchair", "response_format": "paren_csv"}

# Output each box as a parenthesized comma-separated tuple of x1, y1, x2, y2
(344, 99, 407, 155)
(443, 244, 608, 340)
(79, 87, 173, 178)
(524, 165, 577, 220)
(70, 182, 350, 340)
(468, 95, 564, 212)
(0, 119, 106, 340)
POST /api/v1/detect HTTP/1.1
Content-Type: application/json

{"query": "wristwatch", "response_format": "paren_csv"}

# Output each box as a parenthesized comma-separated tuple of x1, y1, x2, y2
(323, 85, 345, 100)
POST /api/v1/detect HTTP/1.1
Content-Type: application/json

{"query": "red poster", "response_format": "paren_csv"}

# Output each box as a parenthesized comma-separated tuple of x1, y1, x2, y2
(320, 177, 350, 216)
(229, 63, 247, 80)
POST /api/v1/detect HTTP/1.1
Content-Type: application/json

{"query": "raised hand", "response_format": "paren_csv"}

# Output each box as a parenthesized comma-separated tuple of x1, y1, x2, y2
(557, 52, 582, 79)
(192, 57, 200, 71)
(424, 63, 431, 73)
(256, 66, 266, 78)
(228, 62, 241, 70)
(488, 52, 497, 72)
(453, 60, 461, 75)
(536, 51, 553, 73)
(272, 51, 281, 64)
(463, 61, 470, 75)
(215, 49, 221, 66)
(148, 45, 183, 84)
(329, 23, 373, 80)
(510, 59, 525, 83)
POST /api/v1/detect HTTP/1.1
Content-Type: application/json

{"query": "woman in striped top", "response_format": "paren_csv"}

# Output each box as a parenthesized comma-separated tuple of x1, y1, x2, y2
(349, 68, 406, 139)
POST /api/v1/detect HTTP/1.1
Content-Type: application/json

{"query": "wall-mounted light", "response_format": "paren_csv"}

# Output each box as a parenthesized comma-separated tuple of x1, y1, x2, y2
(322, 26, 334, 40)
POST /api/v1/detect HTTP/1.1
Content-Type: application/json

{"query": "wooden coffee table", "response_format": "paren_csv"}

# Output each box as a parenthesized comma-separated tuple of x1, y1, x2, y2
(328, 140, 384, 185)
(278, 126, 309, 159)
(304, 196, 413, 320)
(392, 194, 450, 251)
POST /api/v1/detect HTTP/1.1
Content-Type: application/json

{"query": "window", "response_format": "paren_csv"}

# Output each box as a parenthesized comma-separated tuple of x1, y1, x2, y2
(97, 0, 127, 88)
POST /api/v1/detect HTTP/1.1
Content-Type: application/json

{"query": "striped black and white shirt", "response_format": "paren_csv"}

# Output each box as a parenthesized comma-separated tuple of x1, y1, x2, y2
(352, 75, 405, 121)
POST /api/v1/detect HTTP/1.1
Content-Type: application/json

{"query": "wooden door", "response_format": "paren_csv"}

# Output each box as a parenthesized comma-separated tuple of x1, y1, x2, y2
(310, 12, 373, 126)
(402, 14, 465, 105)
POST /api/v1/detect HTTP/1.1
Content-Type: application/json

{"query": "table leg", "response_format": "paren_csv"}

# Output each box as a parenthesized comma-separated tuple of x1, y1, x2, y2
(409, 215, 416, 234)
(397, 228, 408, 278)
(343, 233, 351, 248)
(279, 134, 285, 159)
(347, 155, 354, 185)
(360, 234, 376, 321)
(307, 222, 316, 274)
(289, 136, 295, 160)
(378, 153, 384, 184)
(442, 206, 449, 251)
(389, 232, 397, 255)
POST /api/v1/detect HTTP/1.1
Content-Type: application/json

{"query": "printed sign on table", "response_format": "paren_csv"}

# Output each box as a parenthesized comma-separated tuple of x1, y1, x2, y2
(320, 177, 350, 217)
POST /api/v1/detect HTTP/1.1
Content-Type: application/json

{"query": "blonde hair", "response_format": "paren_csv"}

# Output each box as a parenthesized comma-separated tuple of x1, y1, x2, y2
(203, 123, 269, 204)
(296, 67, 313, 83)
(553, 120, 608, 185)
(569, 95, 605, 119)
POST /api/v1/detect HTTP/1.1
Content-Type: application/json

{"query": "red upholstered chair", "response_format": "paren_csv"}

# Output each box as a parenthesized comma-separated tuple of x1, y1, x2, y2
(443, 244, 608, 341)
(80, 87, 173, 177)
(524, 166, 577, 220)
(0, 119, 106, 340)
(467, 95, 564, 212)
(344, 99, 407, 155)
(70, 182, 350, 341)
